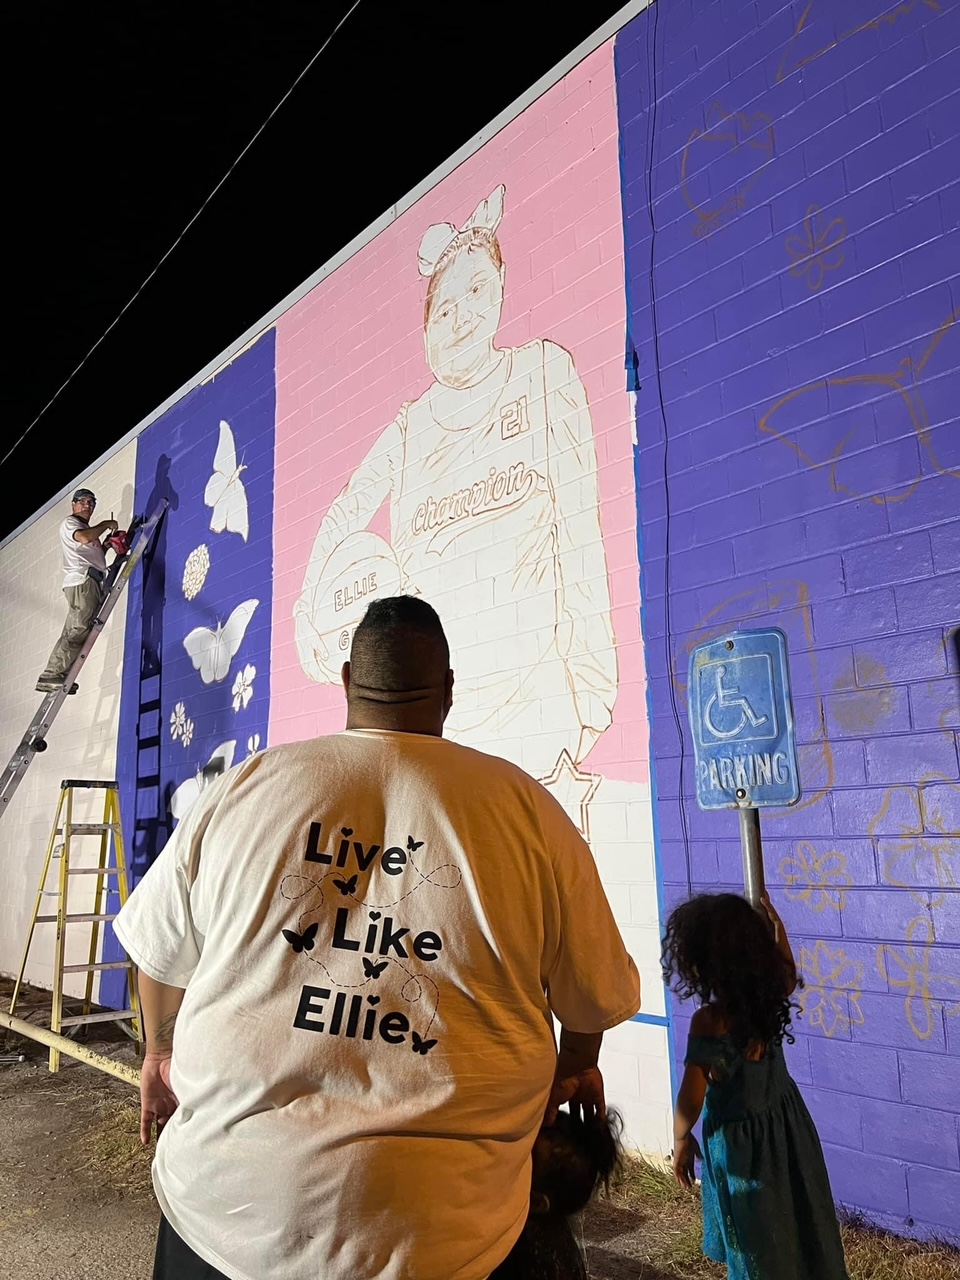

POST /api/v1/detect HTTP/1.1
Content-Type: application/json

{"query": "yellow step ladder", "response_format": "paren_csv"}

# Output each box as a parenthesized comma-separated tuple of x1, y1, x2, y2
(8, 779, 143, 1071)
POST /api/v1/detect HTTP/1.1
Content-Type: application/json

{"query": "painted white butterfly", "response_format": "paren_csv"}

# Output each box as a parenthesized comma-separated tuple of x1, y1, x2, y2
(170, 740, 237, 822)
(183, 599, 259, 684)
(204, 419, 249, 541)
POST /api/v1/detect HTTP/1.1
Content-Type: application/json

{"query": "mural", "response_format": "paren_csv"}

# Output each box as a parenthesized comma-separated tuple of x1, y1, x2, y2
(680, 104, 775, 239)
(617, 0, 958, 1241)
(759, 309, 960, 506)
(0, 0, 950, 1242)
(293, 183, 617, 780)
(270, 49, 671, 1145)
(106, 333, 276, 1007)
(776, 0, 944, 83)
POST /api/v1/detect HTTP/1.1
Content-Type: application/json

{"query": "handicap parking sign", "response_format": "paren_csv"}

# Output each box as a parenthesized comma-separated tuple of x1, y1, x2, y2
(688, 628, 800, 810)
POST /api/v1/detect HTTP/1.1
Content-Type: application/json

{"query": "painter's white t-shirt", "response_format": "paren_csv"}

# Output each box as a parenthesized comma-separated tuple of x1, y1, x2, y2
(113, 730, 640, 1280)
(60, 515, 106, 587)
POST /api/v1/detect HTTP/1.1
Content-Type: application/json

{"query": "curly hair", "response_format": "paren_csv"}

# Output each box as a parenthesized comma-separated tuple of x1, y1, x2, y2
(489, 1109, 624, 1280)
(661, 894, 798, 1047)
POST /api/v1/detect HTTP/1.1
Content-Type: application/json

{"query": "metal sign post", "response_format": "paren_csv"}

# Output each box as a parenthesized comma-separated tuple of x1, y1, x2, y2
(688, 628, 801, 906)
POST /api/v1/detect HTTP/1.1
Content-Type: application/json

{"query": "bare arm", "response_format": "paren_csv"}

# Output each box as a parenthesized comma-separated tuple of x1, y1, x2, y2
(672, 1004, 715, 1186)
(137, 972, 186, 1143)
(673, 1062, 708, 1185)
(545, 1028, 605, 1124)
(73, 519, 118, 545)
(759, 891, 798, 994)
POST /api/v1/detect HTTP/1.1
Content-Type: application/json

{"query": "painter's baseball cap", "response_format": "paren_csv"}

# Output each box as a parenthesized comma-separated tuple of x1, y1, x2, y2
(72, 488, 96, 503)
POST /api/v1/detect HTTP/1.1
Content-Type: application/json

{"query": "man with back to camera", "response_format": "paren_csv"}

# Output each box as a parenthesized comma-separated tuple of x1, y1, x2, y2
(35, 487, 119, 693)
(114, 595, 641, 1280)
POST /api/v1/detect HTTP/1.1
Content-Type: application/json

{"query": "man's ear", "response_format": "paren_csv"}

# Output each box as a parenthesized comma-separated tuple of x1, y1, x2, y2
(442, 668, 454, 721)
(341, 662, 351, 695)
(530, 1191, 551, 1216)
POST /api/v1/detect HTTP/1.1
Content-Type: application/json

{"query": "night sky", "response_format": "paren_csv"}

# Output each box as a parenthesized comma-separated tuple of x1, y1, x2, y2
(3, 1, 630, 542)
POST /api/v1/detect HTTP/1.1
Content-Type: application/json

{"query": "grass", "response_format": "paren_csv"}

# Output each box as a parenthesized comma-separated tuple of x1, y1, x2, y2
(69, 1098, 154, 1197)
(585, 1156, 960, 1280)
(50, 1094, 960, 1279)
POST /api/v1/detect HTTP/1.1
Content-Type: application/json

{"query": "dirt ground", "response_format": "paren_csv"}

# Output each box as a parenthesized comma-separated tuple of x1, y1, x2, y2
(2, 979, 958, 1280)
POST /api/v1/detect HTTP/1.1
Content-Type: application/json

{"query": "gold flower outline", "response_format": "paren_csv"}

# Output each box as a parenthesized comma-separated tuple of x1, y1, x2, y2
(780, 841, 852, 912)
(798, 940, 865, 1038)
(785, 205, 846, 291)
(871, 770, 960, 907)
(877, 916, 960, 1041)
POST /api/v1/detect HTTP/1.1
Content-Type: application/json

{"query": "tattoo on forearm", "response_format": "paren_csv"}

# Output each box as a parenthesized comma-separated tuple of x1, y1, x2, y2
(154, 1011, 179, 1048)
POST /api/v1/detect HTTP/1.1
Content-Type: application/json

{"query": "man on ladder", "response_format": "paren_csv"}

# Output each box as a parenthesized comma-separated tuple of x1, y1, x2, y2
(35, 488, 122, 694)
(2, 496, 167, 820)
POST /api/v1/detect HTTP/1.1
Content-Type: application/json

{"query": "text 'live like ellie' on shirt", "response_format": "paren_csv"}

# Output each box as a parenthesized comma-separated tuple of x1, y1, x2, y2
(114, 729, 640, 1280)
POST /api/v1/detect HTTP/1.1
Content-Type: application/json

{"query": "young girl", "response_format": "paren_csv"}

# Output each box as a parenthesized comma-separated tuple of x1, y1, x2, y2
(490, 1107, 623, 1279)
(662, 892, 849, 1280)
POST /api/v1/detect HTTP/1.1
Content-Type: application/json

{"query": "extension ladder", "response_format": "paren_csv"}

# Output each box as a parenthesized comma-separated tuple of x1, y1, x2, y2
(0, 499, 168, 821)
(8, 780, 142, 1071)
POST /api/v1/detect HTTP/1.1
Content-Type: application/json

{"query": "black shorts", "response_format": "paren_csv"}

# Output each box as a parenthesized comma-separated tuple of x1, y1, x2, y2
(153, 1214, 229, 1280)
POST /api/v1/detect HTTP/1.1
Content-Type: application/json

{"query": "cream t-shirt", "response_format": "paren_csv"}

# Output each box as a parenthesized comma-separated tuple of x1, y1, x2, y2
(113, 729, 640, 1280)
(60, 515, 106, 587)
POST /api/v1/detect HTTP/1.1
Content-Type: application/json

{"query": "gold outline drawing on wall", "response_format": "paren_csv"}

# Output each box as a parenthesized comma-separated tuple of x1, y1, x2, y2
(294, 184, 621, 784)
(785, 205, 846, 291)
(877, 915, 960, 1040)
(776, 0, 944, 83)
(759, 309, 960, 505)
(680, 103, 775, 238)
(780, 841, 853, 910)
(539, 748, 602, 842)
(798, 940, 865, 1037)
(871, 768, 960, 908)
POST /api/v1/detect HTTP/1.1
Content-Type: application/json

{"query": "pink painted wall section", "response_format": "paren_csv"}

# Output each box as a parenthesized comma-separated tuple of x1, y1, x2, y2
(271, 41, 648, 783)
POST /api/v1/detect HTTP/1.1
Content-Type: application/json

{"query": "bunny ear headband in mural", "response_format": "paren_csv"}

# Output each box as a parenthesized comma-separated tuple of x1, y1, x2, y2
(417, 184, 505, 277)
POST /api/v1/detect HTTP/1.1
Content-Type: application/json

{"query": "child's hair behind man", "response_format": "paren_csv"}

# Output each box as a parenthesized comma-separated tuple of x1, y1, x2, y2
(490, 1108, 623, 1280)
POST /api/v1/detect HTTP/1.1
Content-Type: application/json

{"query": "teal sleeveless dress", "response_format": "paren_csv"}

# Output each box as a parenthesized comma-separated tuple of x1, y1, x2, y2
(685, 1032, 849, 1280)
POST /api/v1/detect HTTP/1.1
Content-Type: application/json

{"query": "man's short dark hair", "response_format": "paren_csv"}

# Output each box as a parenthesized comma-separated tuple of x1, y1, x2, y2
(349, 596, 450, 694)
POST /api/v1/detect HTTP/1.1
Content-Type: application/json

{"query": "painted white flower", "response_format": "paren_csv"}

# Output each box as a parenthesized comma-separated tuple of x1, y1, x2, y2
(170, 701, 187, 740)
(182, 544, 211, 601)
(182, 717, 195, 748)
(247, 734, 261, 757)
(232, 663, 256, 713)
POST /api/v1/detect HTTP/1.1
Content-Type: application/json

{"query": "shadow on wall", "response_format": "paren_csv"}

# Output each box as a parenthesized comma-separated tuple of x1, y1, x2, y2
(88, 480, 136, 754)
(130, 455, 179, 876)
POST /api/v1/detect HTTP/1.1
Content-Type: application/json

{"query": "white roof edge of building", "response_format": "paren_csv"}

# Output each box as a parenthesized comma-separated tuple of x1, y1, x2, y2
(2, 0, 651, 551)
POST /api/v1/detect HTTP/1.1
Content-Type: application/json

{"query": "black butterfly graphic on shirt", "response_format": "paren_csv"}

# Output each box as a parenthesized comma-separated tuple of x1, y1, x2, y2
(282, 922, 319, 954)
(363, 957, 388, 979)
(407, 836, 424, 852)
(333, 874, 358, 896)
(411, 1031, 438, 1055)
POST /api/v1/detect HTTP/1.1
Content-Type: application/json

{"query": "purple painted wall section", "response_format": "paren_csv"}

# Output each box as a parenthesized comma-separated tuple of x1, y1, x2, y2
(616, 0, 959, 1242)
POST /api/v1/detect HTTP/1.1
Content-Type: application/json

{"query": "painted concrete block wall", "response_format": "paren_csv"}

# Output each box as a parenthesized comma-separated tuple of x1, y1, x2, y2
(0, 28, 673, 1159)
(0, 442, 137, 997)
(617, 0, 959, 1243)
(106, 334, 276, 1009)
(268, 41, 673, 1156)
(3, 0, 954, 1240)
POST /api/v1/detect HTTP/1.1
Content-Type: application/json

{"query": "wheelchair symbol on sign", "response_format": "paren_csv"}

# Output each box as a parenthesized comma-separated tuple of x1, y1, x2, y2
(703, 665, 769, 741)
